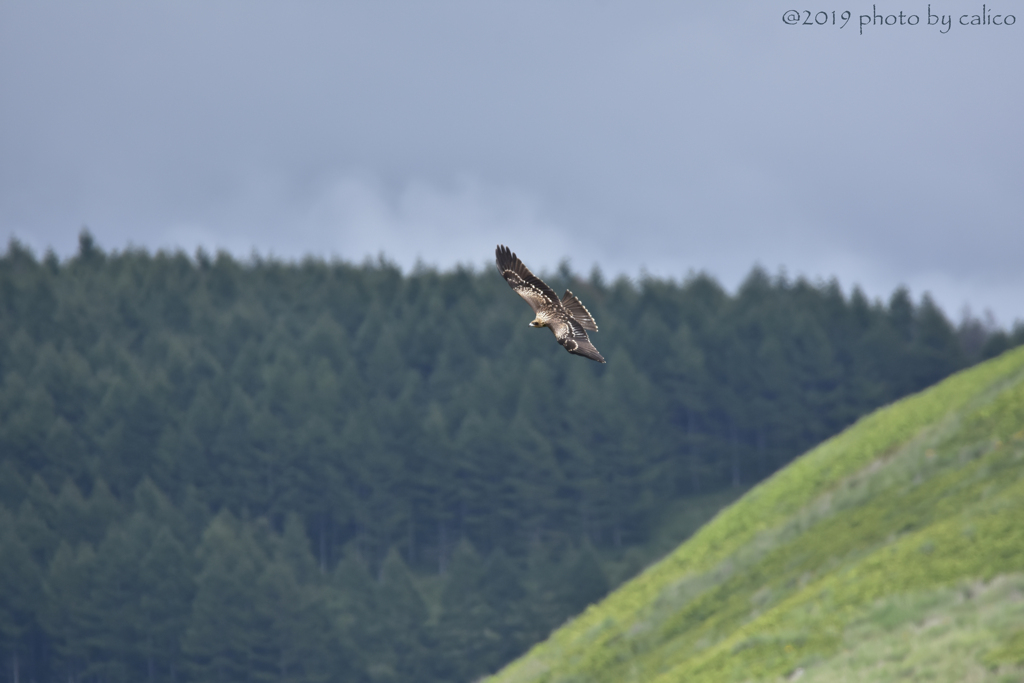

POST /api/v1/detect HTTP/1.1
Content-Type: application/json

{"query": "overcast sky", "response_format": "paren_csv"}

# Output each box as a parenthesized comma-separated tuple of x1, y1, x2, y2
(2, 1, 1022, 324)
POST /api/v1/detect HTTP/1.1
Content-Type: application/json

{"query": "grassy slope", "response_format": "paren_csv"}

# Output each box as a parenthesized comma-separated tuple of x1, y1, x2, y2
(487, 346, 1024, 683)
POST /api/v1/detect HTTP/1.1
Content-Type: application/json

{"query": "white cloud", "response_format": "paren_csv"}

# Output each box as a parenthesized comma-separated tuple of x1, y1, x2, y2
(145, 172, 574, 274)
(297, 174, 571, 270)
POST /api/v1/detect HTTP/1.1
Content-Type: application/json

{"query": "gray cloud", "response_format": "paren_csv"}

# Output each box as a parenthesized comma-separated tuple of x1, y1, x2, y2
(2, 0, 1022, 323)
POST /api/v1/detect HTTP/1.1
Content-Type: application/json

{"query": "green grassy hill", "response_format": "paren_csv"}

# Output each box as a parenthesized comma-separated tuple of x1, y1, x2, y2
(487, 346, 1024, 683)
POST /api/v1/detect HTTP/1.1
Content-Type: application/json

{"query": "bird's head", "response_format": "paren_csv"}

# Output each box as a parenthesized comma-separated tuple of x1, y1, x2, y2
(529, 319, 546, 328)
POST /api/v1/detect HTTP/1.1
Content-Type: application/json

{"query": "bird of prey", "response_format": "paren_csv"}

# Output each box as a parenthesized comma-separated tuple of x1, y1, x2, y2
(495, 245, 606, 363)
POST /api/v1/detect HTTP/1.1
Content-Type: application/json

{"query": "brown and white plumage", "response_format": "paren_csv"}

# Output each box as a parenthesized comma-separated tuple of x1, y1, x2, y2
(495, 245, 605, 363)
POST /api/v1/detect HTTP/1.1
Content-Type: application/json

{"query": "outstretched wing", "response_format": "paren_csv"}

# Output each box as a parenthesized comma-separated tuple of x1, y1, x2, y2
(561, 290, 598, 332)
(550, 317, 606, 363)
(495, 245, 561, 320)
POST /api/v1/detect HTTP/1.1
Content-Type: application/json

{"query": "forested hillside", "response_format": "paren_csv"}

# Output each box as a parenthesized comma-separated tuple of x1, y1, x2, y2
(0, 232, 1020, 682)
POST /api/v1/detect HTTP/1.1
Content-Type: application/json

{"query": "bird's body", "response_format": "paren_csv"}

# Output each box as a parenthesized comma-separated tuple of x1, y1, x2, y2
(495, 245, 605, 363)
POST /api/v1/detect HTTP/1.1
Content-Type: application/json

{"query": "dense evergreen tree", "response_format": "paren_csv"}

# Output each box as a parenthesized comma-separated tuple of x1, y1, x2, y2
(1, 233, 1020, 682)
(479, 549, 531, 668)
(436, 540, 494, 681)
(137, 525, 192, 681)
(375, 548, 432, 683)
(557, 542, 610, 618)
(182, 512, 274, 683)
(40, 541, 97, 681)
(0, 507, 39, 683)
(329, 548, 378, 680)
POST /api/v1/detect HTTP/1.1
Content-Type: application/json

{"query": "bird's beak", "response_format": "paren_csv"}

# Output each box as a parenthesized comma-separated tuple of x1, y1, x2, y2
(529, 321, 538, 327)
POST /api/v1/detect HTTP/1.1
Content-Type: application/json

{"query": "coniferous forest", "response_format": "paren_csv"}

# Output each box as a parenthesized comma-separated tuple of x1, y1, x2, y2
(1, 233, 1021, 683)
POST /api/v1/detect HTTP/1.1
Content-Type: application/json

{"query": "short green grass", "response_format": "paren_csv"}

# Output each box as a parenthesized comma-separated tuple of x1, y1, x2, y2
(486, 346, 1024, 683)
(794, 575, 1024, 683)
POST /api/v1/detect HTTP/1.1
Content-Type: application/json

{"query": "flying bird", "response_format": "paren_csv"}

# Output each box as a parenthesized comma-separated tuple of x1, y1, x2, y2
(495, 245, 606, 363)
